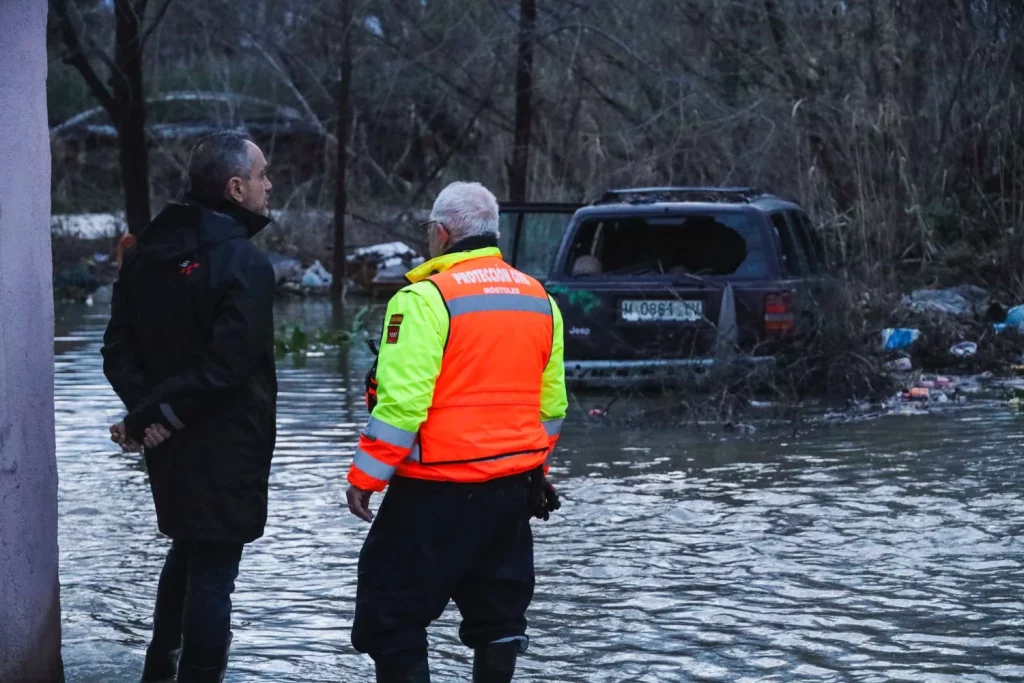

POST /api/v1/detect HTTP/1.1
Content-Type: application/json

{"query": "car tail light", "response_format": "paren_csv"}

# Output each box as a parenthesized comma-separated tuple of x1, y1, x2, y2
(765, 292, 795, 334)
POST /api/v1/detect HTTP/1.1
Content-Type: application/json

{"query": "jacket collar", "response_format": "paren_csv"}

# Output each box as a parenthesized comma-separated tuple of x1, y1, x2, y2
(405, 235, 502, 283)
(185, 192, 272, 238)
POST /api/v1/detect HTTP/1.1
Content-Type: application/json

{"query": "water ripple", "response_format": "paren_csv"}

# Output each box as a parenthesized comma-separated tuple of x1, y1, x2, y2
(55, 303, 1024, 682)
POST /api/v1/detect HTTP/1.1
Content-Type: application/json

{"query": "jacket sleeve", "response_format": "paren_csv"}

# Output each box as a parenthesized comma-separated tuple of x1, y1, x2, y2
(101, 272, 151, 412)
(540, 295, 568, 473)
(122, 260, 275, 442)
(347, 284, 446, 492)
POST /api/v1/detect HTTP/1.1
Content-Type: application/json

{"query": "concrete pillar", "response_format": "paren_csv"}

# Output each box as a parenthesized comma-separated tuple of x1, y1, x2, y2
(0, 1, 64, 681)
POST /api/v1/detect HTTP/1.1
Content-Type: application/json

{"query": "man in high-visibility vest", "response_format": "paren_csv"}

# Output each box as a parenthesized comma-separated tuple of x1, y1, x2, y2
(345, 181, 567, 682)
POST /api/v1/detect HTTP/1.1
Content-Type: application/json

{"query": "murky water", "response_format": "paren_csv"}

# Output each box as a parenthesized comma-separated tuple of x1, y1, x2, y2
(56, 301, 1024, 682)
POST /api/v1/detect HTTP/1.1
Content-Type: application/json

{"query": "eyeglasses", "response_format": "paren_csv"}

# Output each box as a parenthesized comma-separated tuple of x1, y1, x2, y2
(419, 223, 448, 236)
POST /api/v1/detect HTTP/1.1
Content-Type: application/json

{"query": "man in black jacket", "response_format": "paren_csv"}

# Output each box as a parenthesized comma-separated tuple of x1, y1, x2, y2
(102, 130, 277, 683)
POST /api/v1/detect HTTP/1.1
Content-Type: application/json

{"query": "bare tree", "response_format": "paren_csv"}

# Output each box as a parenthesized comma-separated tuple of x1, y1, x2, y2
(53, 0, 173, 235)
(508, 0, 536, 202)
(332, 0, 354, 299)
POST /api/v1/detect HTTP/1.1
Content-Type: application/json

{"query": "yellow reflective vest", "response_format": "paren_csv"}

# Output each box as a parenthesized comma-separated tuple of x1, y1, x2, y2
(348, 246, 568, 492)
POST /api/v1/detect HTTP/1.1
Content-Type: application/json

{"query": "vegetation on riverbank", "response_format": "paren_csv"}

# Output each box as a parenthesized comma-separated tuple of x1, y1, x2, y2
(47, 0, 1023, 416)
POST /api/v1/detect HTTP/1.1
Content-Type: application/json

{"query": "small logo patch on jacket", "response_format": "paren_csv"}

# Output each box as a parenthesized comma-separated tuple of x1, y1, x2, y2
(179, 260, 201, 276)
(386, 314, 403, 344)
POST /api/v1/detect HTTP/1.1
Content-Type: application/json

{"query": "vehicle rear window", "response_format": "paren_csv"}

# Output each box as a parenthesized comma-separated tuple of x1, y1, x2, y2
(564, 212, 768, 278)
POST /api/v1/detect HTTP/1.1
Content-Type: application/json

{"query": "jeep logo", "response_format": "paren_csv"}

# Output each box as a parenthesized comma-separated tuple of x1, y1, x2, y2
(569, 327, 591, 336)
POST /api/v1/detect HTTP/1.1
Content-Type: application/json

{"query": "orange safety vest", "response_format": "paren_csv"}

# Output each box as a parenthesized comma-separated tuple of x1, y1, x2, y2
(394, 255, 555, 483)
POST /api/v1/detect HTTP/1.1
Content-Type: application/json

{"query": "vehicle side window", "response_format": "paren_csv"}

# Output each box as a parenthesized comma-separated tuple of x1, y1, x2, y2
(770, 212, 809, 276)
(497, 212, 519, 259)
(796, 212, 828, 271)
(518, 213, 572, 280)
(787, 210, 821, 274)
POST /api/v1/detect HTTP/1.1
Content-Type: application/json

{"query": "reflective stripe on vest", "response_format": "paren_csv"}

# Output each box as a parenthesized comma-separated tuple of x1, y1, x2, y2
(448, 293, 552, 317)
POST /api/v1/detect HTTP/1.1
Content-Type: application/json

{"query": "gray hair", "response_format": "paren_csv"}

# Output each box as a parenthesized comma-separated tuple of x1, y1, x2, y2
(188, 130, 253, 201)
(429, 182, 500, 240)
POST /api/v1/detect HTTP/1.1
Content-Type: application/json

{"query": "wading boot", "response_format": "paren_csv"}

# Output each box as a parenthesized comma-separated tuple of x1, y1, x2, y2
(472, 641, 520, 683)
(374, 655, 431, 683)
(176, 633, 231, 683)
(140, 646, 180, 682)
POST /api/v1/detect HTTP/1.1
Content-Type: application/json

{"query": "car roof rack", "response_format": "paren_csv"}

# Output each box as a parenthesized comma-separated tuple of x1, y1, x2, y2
(595, 186, 766, 205)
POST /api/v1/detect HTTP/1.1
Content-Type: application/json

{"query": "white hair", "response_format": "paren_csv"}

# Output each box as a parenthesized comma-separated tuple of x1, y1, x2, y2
(429, 181, 499, 240)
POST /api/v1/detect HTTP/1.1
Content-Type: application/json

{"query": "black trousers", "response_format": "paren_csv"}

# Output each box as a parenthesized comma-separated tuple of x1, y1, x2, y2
(149, 540, 244, 669)
(351, 473, 535, 666)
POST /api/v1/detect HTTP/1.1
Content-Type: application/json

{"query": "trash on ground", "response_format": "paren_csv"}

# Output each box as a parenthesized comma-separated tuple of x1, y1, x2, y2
(301, 260, 333, 289)
(587, 398, 618, 419)
(900, 285, 988, 318)
(1005, 304, 1024, 327)
(885, 357, 914, 372)
(881, 328, 921, 350)
(347, 242, 425, 294)
(950, 341, 978, 357)
(897, 375, 959, 404)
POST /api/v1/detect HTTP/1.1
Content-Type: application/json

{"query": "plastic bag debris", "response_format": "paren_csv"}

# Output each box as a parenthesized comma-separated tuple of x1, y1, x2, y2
(301, 260, 333, 289)
(950, 341, 978, 357)
(881, 328, 921, 350)
(885, 357, 913, 371)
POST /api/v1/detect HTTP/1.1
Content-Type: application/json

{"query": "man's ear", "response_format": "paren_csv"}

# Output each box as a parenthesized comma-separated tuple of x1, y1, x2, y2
(225, 176, 244, 203)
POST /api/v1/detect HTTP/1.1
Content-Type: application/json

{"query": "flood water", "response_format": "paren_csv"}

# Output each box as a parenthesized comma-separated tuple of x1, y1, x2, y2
(56, 301, 1024, 682)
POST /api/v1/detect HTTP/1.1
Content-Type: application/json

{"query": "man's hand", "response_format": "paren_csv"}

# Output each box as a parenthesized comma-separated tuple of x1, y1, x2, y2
(529, 468, 561, 521)
(346, 484, 375, 523)
(143, 424, 173, 450)
(110, 422, 141, 453)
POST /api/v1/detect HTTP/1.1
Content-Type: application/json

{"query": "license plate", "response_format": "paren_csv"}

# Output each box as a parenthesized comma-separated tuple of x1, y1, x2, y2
(620, 299, 703, 322)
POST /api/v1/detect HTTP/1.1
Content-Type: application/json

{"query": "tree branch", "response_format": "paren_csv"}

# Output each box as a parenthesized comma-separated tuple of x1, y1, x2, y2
(53, 0, 119, 118)
(141, 0, 176, 47)
(248, 36, 336, 142)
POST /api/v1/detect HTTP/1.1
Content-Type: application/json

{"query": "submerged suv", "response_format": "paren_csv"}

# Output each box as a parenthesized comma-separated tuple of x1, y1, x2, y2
(498, 187, 835, 384)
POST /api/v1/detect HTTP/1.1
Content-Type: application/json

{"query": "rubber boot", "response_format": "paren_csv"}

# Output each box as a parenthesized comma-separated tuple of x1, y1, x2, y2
(472, 641, 519, 683)
(374, 655, 431, 683)
(140, 646, 180, 682)
(176, 633, 231, 683)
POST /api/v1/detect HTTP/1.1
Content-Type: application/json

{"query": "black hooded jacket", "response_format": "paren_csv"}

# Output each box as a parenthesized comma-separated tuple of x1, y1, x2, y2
(102, 196, 277, 543)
